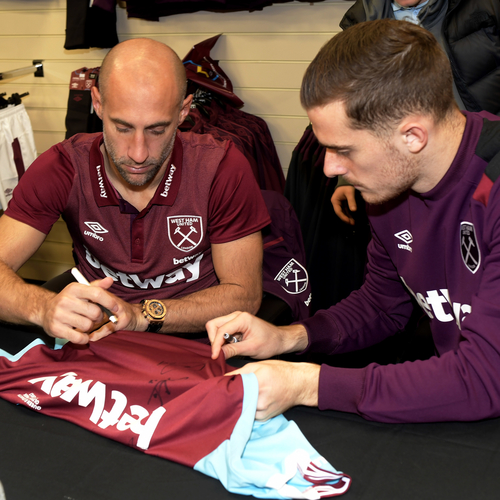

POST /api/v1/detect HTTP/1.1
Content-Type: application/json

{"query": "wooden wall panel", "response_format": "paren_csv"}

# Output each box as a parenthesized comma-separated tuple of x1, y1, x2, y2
(0, 0, 353, 281)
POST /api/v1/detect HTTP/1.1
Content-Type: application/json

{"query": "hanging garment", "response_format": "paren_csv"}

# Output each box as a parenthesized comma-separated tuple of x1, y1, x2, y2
(209, 100, 285, 192)
(182, 35, 284, 192)
(183, 35, 245, 109)
(261, 189, 312, 321)
(124, 0, 325, 19)
(0, 103, 37, 210)
(64, 0, 119, 50)
(225, 104, 284, 188)
(180, 104, 261, 181)
(285, 126, 371, 313)
(182, 97, 285, 191)
(0, 331, 350, 499)
(65, 67, 103, 139)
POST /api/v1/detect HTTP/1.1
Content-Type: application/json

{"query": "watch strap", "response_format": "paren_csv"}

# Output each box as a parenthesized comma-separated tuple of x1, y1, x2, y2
(145, 321, 163, 333)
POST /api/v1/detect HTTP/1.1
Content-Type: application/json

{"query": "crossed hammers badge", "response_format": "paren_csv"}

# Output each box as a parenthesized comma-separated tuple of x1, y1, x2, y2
(168, 216, 203, 252)
(460, 221, 481, 274)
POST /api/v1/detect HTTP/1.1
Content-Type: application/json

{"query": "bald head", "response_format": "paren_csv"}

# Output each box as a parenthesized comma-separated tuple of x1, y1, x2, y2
(98, 38, 187, 107)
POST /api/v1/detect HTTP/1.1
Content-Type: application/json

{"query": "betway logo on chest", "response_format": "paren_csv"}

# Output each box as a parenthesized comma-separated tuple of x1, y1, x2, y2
(401, 277, 471, 329)
(84, 246, 203, 289)
(28, 371, 165, 451)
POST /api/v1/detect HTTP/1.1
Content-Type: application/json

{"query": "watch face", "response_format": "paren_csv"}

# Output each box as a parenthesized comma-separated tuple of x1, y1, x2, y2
(148, 300, 166, 320)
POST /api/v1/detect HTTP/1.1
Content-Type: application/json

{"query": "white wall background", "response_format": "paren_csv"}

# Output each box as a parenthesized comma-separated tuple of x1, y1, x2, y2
(0, 0, 352, 281)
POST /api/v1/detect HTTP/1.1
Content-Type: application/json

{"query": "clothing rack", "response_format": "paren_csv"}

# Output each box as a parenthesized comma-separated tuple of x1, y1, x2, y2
(0, 92, 30, 110)
(0, 61, 44, 81)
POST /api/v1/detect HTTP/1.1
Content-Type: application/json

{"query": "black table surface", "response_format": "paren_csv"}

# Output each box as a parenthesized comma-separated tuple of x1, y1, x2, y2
(1, 395, 499, 500)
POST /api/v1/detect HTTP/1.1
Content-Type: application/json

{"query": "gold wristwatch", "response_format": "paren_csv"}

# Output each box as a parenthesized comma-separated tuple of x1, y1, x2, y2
(141, 299, 166, 333)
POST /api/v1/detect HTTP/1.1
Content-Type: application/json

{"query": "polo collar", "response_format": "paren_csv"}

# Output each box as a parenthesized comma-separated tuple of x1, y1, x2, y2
(89, 132, 183, 208)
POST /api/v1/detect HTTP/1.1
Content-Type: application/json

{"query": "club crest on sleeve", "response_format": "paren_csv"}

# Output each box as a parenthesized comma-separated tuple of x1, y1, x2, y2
(460, 221, 480, 274)
(274, 258, 309, 294)
(168, 216, 203, 252)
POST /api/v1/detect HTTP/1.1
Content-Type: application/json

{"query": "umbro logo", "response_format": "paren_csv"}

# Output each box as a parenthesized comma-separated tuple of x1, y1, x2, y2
(84, 222, 108, 234)
(395, 230, 413, 252)
(84, 222, 108, 242)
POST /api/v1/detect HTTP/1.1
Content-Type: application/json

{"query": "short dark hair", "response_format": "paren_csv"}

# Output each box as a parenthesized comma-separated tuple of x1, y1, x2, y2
(300, 19, 456, 134)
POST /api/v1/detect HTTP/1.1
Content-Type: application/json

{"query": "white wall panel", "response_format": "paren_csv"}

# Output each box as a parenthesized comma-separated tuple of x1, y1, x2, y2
(33, 131, 66, 155)
(0, 10, 67, 35)
(0, 0, 65, 10)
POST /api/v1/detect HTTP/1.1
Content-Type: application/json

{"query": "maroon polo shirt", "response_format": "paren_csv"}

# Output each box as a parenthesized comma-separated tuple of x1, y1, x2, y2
(7, 131, 270, 302)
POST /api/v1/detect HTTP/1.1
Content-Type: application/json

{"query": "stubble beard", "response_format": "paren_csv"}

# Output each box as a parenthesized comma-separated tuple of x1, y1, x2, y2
(103, 129, 177, 187)
(360, 144, 420, 205)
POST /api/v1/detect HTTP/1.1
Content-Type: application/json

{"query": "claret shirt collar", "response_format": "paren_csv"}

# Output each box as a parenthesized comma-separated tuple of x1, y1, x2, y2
(89, 132, 183, 209)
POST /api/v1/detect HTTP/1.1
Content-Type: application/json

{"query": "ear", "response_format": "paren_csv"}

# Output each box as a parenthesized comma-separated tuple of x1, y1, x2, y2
(177, 94, 193, 126)
(399, 120, 428, 154)
(91, 86, 103, 120)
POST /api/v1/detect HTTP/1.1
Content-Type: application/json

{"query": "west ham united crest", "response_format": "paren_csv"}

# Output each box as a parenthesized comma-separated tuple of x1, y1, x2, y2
(460, 221, 480, 274)
(274, 258, 309, 294)
(168, 216, 203, 252)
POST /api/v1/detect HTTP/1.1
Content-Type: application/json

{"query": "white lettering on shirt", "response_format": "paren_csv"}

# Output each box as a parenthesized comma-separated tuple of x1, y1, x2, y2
(401, 277, 471, 329)
(173, 252, 201, 265)
(160, 165, 176, 198)
(28, 372, 165, 450)
(83, 246, 204, 290)
(96, 165, 107, 198)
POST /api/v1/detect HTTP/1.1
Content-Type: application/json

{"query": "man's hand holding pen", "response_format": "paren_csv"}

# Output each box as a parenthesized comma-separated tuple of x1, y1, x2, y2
(41, 274, 119, 344)
(206, 311, 309, 361)
(41, 268, 147, 344)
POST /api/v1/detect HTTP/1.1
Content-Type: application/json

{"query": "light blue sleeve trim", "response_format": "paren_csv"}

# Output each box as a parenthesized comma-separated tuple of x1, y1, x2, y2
(194, 373, 347, 499)
(0, 336, 66, 362)
(0, 339, 46, 362)
(54, 337, 68, 350)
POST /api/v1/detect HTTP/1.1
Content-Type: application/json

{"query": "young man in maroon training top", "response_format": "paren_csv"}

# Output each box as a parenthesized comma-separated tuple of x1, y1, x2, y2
(208, 20, 500, 424)
(0, 38, 270, 344)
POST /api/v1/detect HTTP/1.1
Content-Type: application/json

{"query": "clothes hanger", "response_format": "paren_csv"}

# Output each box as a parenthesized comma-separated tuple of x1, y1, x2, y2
(0, 92, 29, 109)
(9, 92, 29, 105)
